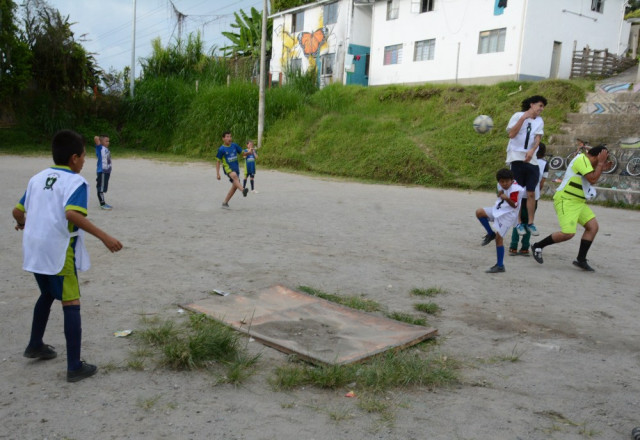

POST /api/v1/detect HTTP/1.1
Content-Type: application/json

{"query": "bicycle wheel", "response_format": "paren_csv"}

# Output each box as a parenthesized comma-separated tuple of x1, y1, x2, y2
(626, 157, 640, 176)
(602, 153, 617, 174)
(565, 151, 578, 166)
(548, 156, 564, 170)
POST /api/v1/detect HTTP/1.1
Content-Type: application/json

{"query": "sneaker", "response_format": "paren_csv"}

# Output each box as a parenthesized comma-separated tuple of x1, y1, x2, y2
(100, 204, 113, 211)
(485, 264, 505, 273)
(526, 223, 539, 236)
(516, 224, 526, 236)
(252, 190, 258, 194)
(508, 248, 518, 256)
(23, 344, 57, 360)
(573, 259, 595, 272)
(67, 361, 98, 383)
(242, 188, 249, 197)
(518, 249, 530, 257)
(481, 233, 496, 246)
(221, 202, 230, 209)
(532, 246, 543, 264)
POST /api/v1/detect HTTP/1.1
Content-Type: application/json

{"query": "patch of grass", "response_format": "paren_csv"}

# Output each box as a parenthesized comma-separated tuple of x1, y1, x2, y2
(410, 287, 447, 297)
(127, 359, 145, 371)
(385, 311, 427, 326)
(270, 350, 458, 393)
(297, 286, 380, 312)
(413, 302, 441, 315)
(131, 313, 259, 383)
(137, 395, 162, 410)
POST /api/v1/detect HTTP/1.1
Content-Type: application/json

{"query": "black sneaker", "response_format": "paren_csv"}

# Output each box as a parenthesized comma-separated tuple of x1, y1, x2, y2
(532, 246, 543, 264)
(573, 259, 595, 272)
(23, 344, 57, 360)
(242, 188, 249, 197)
(67, 361, 98, 383)
(485, 264, 505, 273)
(481, 233, 496, 246)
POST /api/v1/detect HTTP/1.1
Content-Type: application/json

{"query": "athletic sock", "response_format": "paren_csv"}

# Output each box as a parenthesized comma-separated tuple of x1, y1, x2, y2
(496, 245, 505, 266)
(534, 234, 554, 249)
(28, 294, 55, 348)
(63, 305, 82, 371)
(98, 191, 105, 205)
(478, 217, 493, 235)
(243, 179, 247, 188)
(577, 239, 593, 262)
(250, 180, 254, 190)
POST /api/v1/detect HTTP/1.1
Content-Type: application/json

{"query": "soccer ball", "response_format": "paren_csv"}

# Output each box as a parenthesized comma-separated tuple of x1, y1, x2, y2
(473, 115, 494, 134)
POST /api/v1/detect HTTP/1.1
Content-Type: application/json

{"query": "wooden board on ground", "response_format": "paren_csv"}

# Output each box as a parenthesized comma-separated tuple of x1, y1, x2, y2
(182, 284, 437, 365)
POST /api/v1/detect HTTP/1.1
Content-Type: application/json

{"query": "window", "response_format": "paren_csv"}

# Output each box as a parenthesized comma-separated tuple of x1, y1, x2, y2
(414, 39, 435, 61)
(591, 0, 604, 13)
(478, 28, 506, 54)
(324, 2, 338, 25)
(292, 11, 304, 33)
(421, 0, 434, 13)
(320, 53, 335, 76)
(387, 0, 399, 20)
(384, 44, 403, 65)
(290, 58, 302, 72)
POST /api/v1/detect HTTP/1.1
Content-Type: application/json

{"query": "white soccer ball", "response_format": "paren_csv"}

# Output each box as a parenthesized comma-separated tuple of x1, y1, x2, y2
(473, 115, 494, 134)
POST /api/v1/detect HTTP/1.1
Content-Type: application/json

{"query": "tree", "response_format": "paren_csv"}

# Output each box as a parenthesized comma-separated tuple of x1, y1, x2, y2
(21, 0, 100, 95)
(220, 7, 272, 60)
(0, 0, 32, 101)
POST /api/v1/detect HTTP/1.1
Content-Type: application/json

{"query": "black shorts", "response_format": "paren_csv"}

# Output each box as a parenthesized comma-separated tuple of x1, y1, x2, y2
(97, 172, 111, 192)
(510, 161, 539, 192)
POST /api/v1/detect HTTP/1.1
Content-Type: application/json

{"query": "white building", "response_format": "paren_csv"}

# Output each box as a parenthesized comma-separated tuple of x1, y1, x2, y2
(269, 0, 631, 87)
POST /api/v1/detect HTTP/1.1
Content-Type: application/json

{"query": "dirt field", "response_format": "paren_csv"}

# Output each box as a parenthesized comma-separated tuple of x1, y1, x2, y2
(2, 155, 639, 440)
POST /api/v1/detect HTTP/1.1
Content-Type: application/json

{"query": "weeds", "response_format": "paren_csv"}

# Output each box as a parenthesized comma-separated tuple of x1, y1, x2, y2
(384, 311, 427, 326)
(270, 350, 458, 392)
(410, 287, 447, 297)
(413, 303, 441, 315)
(130, 313, 259, 383)
(297, 286, 380, 312)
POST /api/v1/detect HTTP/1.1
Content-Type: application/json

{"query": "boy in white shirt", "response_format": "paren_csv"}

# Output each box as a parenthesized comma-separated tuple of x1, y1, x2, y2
(13, 130, 123, 382)
(475, 168, 525, 273)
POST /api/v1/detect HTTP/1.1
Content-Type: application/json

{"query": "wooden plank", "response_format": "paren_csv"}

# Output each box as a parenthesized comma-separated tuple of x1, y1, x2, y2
(182, 284, 437, 366)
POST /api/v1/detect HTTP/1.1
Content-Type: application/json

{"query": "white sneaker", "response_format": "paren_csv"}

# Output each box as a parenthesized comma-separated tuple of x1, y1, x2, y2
(252, 190, 258, 194)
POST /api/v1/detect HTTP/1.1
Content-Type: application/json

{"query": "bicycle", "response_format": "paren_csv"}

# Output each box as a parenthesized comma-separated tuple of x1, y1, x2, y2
(626, 155, 640, 176)
(565, 140, 618, 174)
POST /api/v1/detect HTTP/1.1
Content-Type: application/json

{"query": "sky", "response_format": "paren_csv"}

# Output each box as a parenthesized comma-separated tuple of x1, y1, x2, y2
(46, 0, 265, 74)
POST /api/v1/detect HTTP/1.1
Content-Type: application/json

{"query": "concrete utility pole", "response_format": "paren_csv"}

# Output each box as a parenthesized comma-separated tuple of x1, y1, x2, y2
(257, 0, 268, 149)
(130, 0, 137, 98)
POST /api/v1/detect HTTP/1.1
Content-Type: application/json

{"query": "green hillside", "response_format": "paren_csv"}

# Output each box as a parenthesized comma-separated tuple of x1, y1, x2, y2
(260, 80, 591, 190)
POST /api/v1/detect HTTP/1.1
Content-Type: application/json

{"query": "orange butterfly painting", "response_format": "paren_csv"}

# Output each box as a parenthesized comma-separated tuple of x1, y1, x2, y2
(298, 27, 327, 57)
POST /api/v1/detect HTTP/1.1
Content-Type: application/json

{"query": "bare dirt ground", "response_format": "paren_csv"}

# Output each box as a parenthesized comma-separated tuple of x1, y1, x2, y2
(1, 155, 639, 440)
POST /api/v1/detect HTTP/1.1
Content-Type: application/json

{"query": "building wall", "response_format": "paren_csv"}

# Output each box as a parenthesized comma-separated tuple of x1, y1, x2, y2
(367, 0, 629, 86)
(270, 0, 353, 86)
(270, 0, 630, 87)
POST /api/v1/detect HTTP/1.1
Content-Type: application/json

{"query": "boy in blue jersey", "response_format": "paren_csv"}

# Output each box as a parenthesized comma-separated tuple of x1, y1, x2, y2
(242, 140, 258, 193)
(13, 130, 123, 382)
(216, 131, 249, 208)
(95, 134, 113, 210)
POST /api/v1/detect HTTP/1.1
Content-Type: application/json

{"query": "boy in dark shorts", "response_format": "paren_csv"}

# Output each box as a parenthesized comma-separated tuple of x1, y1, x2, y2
(216, 131, 248, 208)
(95, 134, 113, 210)
(13, 130, 123, 382)
(242, 140, 258, 193)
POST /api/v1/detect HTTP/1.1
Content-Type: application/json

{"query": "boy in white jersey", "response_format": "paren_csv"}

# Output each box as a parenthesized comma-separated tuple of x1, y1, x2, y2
(475, 168, 524, 273)
(13, 130, 123, 382)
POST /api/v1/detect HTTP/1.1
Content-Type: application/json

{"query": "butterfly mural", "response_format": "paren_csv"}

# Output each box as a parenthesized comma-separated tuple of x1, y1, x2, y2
(298, 27, 328, 58)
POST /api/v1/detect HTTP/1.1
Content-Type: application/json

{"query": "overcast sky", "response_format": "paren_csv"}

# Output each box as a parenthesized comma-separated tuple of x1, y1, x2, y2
(46, 0, 265, 74)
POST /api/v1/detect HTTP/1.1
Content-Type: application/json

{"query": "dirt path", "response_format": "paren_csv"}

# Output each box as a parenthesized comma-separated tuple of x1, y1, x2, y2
(2, 156, 639, 439)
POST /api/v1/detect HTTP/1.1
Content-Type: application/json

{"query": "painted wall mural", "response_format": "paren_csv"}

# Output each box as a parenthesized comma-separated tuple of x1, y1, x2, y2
(276, 13, 333, 73)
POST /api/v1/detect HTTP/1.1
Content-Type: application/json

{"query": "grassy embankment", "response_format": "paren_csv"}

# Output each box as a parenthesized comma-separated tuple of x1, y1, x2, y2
(1, 79, 592, 191)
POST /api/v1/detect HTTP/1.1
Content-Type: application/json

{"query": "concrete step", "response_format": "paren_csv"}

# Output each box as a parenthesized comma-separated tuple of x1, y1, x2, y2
(565, 113, 640, 124)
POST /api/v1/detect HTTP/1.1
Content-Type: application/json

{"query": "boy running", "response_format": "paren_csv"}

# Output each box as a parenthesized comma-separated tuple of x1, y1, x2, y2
(216, 131, 248, 208)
